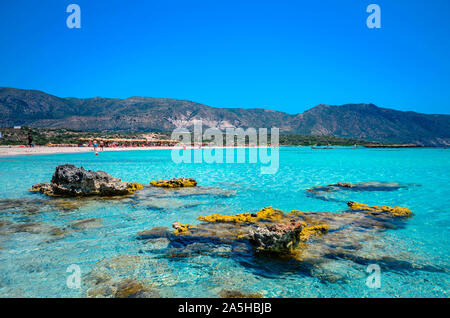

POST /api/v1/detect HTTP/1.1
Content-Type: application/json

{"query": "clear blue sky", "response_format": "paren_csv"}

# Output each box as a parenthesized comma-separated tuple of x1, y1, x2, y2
(0, 0, 449, 114)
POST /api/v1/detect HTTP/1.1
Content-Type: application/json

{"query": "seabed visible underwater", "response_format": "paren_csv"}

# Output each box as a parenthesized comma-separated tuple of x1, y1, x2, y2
(0, 147, 448, 297)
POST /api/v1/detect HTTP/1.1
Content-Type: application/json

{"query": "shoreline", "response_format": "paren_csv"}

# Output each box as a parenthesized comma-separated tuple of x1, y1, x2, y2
(0, 145, 278, 157)
(0, 144, 440, 157)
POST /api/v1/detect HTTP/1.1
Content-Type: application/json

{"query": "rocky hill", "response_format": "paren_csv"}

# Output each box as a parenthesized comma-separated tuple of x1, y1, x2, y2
(1, 87, 449, 145)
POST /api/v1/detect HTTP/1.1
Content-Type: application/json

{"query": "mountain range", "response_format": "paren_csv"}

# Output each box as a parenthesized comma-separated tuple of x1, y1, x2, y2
(1, 87, 449, 146)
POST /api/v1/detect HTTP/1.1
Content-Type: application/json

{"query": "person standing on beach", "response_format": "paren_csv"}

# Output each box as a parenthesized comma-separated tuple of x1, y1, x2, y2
(27, 132, 33, 148)
(93, 140, 98, 152)
(100, 140, 104, 151)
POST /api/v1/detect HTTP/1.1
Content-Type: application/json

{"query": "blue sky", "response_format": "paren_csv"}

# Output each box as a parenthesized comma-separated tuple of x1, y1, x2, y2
(0, 0, 449, 114)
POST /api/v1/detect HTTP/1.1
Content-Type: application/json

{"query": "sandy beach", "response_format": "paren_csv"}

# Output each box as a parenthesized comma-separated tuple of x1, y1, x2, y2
(0, 146, 180, 157)
(0, 145, 276, 157)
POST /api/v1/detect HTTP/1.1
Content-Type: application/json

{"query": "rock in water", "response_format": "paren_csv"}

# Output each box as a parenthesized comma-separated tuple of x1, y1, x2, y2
(150, 178, 197, 188)
(30, 164, 143, 197)
(198, 206, 283, 223)
(307, 181, 408, 193)
(172, 222, 192, 235)
(249, 221, 305, 253)
(347, 201, 412, 217)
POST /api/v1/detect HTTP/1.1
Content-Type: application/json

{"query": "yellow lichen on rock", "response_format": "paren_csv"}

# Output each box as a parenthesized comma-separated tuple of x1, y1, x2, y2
(347, 201, 412, 217)
(198, 206, 283, 224)
(299, 224, 329, 242)
(150, 178, 197, 188)
(378, 205, 412, 217)
(172, 222, 192, 235)
(127, 182, 144, 194)
(28, 183, 54, 196)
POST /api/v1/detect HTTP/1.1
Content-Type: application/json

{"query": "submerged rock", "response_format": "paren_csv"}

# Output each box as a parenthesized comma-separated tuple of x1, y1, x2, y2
(307, 181, 408, 193)
(70, 218, 103, 230)
(150, 178, 197, 188)
(198, 207, 283, 224)
(249, 221, 305, 253)
(306, 181, 411, 202)
(136, 227, 174, 240)
(29, 164, 143, 197)
(114, 279, 154, 298)
(85, 255, 165, 298)
(3, 221, 69, 237)
(29, 183, 53, 195)
(146, 208, 332, 256)
(87, 278, 158, 298)
(134, 203, 425, 283)
(219, 289, 263, 298)
(347, 201, 412, 217)
(0, 198, 49, 215)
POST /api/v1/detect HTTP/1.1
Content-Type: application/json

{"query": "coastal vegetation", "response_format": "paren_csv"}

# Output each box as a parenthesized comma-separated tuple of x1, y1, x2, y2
(0, 127, 378, 146)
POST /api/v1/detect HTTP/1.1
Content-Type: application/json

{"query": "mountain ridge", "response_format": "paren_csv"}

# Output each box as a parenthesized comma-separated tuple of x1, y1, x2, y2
(1, 87, 449, 146)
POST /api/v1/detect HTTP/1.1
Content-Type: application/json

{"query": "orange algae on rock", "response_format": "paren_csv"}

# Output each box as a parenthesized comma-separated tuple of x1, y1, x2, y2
(299, 224, 330, 242)
(198, 206, 283, 224)
(347, 201, 412, 217)
(150, 178, 197, 188)
(29, 183, 54, 195)
(127, 182, 144, 194)
(172, 222, 192, 235)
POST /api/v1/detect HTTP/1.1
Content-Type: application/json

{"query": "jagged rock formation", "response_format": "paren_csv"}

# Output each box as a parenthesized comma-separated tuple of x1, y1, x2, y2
(249, 221, 305, 253)
(29, 164, 143, 196)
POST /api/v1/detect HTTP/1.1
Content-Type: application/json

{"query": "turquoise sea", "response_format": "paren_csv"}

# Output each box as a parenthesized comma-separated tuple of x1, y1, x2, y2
(0, 147, 448, 297)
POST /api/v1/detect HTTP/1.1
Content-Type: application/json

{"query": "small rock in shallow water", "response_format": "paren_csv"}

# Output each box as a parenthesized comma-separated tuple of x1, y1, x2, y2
(347, 201, 412, 217)
(249, 221, 305, 253)
(172, 222, 192, 235)
(150, 177, 197, 188)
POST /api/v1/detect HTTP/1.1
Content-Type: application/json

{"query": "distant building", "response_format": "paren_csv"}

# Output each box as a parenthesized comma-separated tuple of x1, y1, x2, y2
(14, 126, 21, 129)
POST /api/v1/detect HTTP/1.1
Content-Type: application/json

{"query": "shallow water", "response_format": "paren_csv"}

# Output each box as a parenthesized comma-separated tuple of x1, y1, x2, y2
(0, 147, 448, 297)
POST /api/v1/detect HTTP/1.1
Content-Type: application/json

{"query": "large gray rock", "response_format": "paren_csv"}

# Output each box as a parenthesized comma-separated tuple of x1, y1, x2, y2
(30, 164, 142, 197)
(249, 221, 304, 253)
